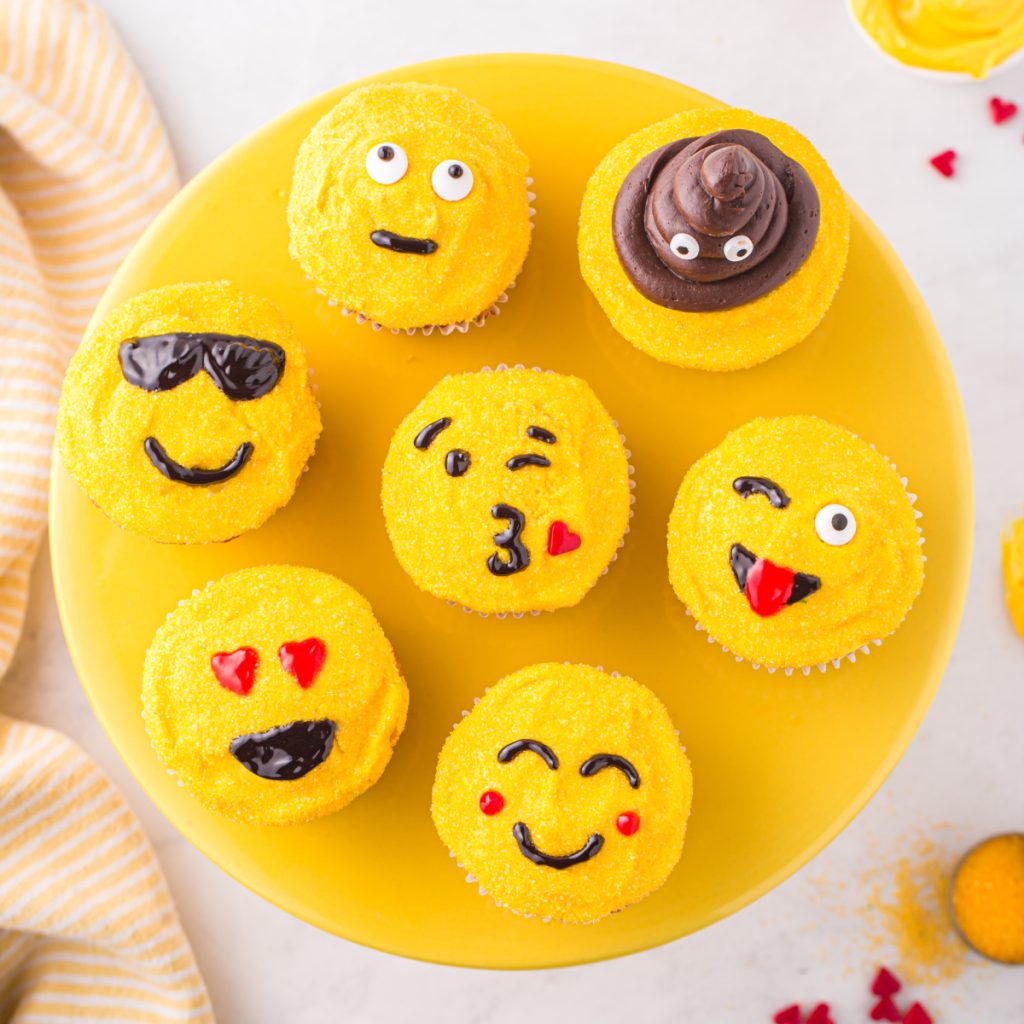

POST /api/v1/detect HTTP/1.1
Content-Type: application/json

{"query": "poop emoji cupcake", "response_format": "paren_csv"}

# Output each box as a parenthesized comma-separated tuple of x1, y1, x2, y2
(579, 109, 850, 371)
(668, 416, 925, 672)
(432, 663, 693, 924)
(57, 281, 321, 544)
(288, 82, 533, 334)
(143, 565, 408, 825)
(381, 368, 632, 615)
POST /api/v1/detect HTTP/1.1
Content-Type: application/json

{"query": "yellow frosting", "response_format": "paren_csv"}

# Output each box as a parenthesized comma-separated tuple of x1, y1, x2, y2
(431, 663, 692, 924)
(381, 369, 631, 614)
(668, 416, 925, 669)
(850, 0, 1024, 78)
(1001, 516, 1024, 636)
(578, 109, 850, 372)
(288, 82, 532, 331)
(57, 281, 321, 544)
(143, 565, 408, 825)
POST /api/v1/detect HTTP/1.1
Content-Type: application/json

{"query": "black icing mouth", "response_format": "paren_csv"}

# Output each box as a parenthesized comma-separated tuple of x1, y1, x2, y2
(370, 229, 438, 256)
(229, 719, 336, 780)
(512, 821, 605, 870)
(729, 543, 822, 604)
(144, 436, 253, 486)
(487, 503, 531, 577)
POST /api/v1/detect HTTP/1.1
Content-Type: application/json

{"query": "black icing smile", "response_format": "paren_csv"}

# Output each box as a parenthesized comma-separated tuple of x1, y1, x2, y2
(371, 229, 438, 256)
(512, 821, 605, 870)
(488, 503, 531, 577)
(729, 543, 821, 604)
(229, 719, 336, 781)
(144, 436, 253, 486)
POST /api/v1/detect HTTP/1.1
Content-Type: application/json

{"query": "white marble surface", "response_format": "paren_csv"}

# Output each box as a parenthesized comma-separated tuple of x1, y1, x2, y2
(4, 0, 1024, 1020)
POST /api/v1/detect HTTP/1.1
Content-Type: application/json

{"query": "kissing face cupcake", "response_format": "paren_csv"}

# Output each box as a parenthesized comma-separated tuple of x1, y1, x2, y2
(381, 368, 632, 615)
(579, 109, 849, 371)
(667, 416, 925, 671)
(143, 565, 408, 825)
(57, 281, 322, 544)
(288, 82, 533, 334)
(431, 663, 693, 924)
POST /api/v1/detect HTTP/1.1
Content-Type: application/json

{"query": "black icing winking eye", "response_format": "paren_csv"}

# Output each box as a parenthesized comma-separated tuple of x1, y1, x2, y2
(118, 332, 286, 401)
(732, 476, 790, 509)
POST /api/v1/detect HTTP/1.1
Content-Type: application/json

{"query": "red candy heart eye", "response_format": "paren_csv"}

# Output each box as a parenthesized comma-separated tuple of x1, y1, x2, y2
(211, 647, 258, 695)
(278, 637, 327, 689)
(547, 520, 582, 556)
(616, 811, 640, 836)
(479, 790, 505, 815)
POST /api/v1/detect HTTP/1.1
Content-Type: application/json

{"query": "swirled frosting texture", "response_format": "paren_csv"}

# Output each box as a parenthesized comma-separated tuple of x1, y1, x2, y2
(578, 109, 850, 372)
(850, 0, 1024, 78)
(614, 129, 819, 311)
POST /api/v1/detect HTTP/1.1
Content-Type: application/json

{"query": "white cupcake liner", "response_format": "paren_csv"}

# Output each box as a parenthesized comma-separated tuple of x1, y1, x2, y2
(441, 363, 634, 618)
(310, 177, 536, 336)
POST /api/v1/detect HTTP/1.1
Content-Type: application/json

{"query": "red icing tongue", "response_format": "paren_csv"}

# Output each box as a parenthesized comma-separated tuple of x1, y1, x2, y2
(744, 558, 795, 617)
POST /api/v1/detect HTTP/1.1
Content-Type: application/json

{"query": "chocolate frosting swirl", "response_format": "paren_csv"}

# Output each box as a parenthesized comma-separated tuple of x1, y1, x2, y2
(612, 129, 820, 312)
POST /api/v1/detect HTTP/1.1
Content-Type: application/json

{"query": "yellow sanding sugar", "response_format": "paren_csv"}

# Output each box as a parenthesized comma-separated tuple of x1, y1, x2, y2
(951, 833, 1024, 964)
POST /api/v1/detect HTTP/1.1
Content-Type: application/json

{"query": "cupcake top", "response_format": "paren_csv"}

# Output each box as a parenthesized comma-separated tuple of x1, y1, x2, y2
(381, 368, 632, 614)
(579, 109, 849, 371)
(57, 281, 321, 544)
(431, 663, 692, 924)
(668, 415, 925, 670)
(288, 82, 532, 331)
(143, 565, 408, 825)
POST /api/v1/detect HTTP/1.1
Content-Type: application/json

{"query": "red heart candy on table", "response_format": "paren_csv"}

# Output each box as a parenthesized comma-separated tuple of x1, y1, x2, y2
(871, 996, 902, 1022)
(547, 520, 582, 556)
(929, 149, 957, 178)
(902, 1004, 933, 1024)
(772, 1005, 802, 1024)
(279, 637, 327, 688)
(805, 1005, 834, 1024)
(989, 96, 1018, 124)
(871, 967, 902, 998)
(211, 647, 258, 695)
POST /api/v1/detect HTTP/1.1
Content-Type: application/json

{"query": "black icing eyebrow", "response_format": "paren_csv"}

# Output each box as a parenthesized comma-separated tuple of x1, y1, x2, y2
(579, 753, 641, 789)
(506, 454, 551, 470)
(527, 425, 557, 444)
(498, 739, 559, 770)
(732, 476, 791, 509)
(413, 417, 451, 450)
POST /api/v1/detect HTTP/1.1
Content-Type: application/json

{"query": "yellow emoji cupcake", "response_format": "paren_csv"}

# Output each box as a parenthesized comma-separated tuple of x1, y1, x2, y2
(432, 663, 692, 924)
(143, 565, 408, 825)
(57, 281, 321, 544)
(668, 416, 925, 672)
(579, 109, 849, 371)
(381, 368, 632, 615)
(288, 82, 533, 334)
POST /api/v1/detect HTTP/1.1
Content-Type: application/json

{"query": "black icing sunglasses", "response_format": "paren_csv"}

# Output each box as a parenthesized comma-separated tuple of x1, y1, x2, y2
(118, 332, 286, 401)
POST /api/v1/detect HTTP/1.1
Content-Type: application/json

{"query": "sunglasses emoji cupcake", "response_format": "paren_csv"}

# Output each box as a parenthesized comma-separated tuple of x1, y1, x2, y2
(579, 108, 850, 371)
(288, 82, 533, 335)
(143, 565, 408, 825)
(432, 663, 693, 924)
(668, 416, 925, 673)
(381, 368, 632, 615)
(57, 281, 321, 544)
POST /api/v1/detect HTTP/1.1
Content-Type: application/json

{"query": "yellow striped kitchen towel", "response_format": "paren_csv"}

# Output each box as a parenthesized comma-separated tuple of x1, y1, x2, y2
(0, 0, 213, 1019)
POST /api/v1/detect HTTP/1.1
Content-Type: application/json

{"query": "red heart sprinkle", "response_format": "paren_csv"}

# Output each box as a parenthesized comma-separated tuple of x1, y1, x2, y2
(547, 520, 582, 556)
(871, 996, 902, 1022)
(278, 637, 327, 689)
(989, 96, 1018, 124)
(871, 967, 902, 998)
(805, 1005, 834, 1024)
(929, 149, 957, 178)
(211, 647, 258, 695)
(772, 1006, 802, 1024)
(744, 558, 795, 617)
(902, 1004, 932, 1024)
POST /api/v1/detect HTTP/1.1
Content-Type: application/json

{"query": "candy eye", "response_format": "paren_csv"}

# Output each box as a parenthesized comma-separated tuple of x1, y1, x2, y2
(445, 449, 471, 477)
(479, 790, 505, 815)
(432, 160, 473, 201)
(670, 233, 700, 260)
(365, 142, 408, 184)
(815, 503, 857, 546)
(724, 235, 754, 262)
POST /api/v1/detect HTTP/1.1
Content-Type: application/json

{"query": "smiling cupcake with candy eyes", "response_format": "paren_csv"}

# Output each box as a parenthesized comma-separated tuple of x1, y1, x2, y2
(431, 663, 693, 924)
(667, 416, 925, 672)
(579, 109, 850, 371)
(288, 82, 533, 335)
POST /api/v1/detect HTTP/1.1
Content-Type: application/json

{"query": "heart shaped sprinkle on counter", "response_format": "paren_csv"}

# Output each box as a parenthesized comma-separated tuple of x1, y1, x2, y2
(871, 967, 901, 998)
(211, 647, 258, 695)
(548, 520, 582, 556)
(772, 1006, 802, 1024)
(902, 1004, 933, 1024)
(871, 996, 902, 1022)
(989, 96, 1019, 125)
(278, 637, 327, 688)
(804, 1005, 834, 1024)
(929, 149, 957, 178)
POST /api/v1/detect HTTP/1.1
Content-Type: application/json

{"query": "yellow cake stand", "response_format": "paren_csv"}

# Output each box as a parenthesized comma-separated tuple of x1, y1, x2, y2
(50, 54, 972, 968)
